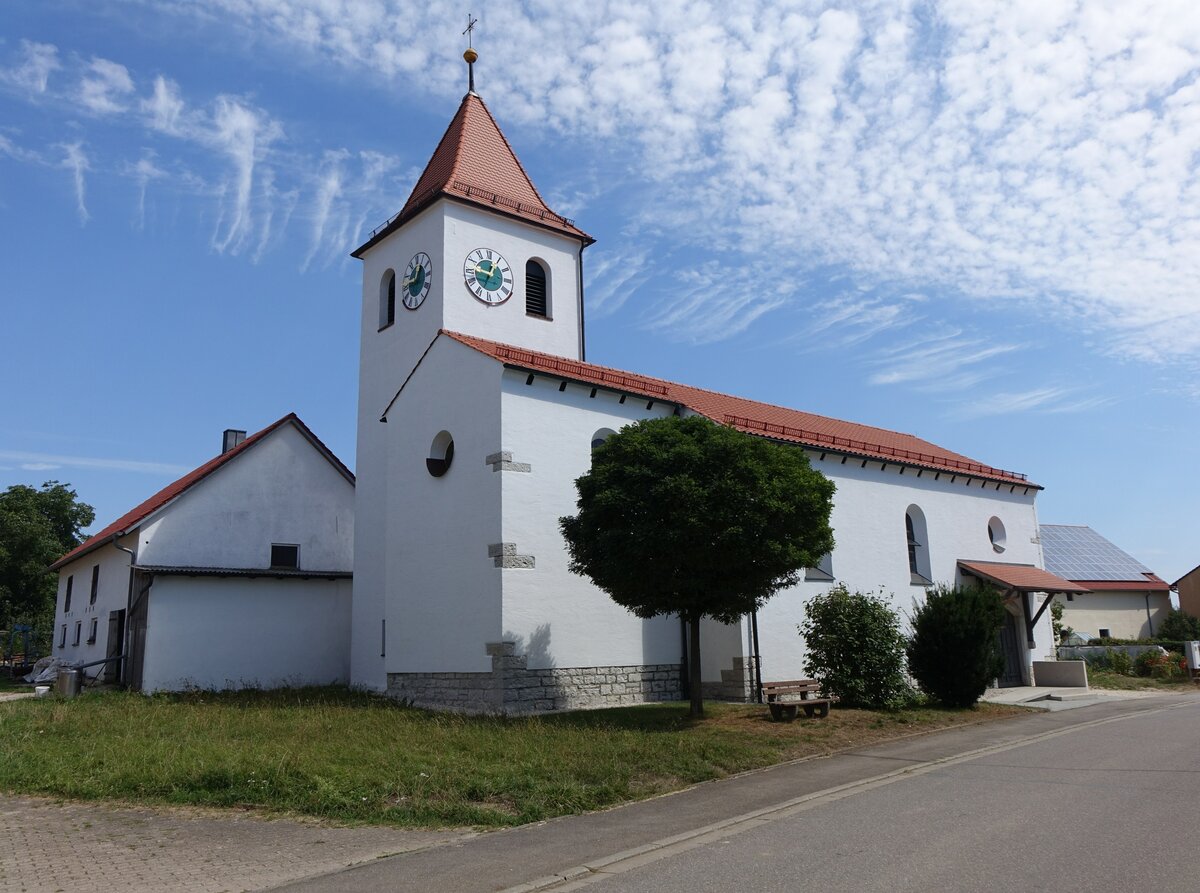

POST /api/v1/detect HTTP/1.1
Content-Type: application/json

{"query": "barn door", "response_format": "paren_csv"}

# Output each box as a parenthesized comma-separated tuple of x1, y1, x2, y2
(126, 576, 150, 691)
(104, 609, 125, 683)
(997, 612, 1024, 687)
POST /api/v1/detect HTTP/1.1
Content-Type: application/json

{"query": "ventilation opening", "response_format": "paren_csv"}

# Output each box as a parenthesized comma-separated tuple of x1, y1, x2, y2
(526, 259, 548, 318)
(271, 543, 300, 569)
(427, 431, 455, 477)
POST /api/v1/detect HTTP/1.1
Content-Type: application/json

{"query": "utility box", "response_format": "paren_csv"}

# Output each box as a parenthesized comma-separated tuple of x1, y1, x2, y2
(1186, 642, 1200, 671)
(55, 668, 81, 698)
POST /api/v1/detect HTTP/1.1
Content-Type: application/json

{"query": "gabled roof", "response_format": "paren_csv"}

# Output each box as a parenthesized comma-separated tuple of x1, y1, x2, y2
(50, 414, 353, 571)
(443, 331, 1037, 488)
(1040, 524, 1166, 588)
(958, 560, 1090, 594)
(353, 92, 591, 257)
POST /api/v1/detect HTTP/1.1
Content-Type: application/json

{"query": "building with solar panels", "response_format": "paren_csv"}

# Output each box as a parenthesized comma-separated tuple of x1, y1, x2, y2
(1040, 525, 1172, 640)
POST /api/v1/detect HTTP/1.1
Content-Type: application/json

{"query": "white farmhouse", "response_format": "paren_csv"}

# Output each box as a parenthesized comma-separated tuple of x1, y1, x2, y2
(349, 61, 1085, 713)
(50, 414, 354, 692)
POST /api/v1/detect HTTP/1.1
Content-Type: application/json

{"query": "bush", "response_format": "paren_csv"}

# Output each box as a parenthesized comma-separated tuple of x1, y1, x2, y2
(1156, 609, 1200, 643)
(1134, 649, 1162, 677)
(1107, 649, 1133, 676)
(800, 584, 913, 709)
(907, 583, 1005, 708)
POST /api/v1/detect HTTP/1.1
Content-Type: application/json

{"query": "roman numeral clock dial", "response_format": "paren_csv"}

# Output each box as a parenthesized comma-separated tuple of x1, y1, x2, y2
(463, 248, 513, 304)
(401, 252, 432, 310)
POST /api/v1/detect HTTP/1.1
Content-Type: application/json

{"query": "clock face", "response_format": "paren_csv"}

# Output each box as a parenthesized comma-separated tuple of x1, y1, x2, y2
(402, 252, 432, 310)
(463, 248, 513, 304)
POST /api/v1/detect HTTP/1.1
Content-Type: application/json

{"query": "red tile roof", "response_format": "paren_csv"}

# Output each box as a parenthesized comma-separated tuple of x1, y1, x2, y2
(958, 561, 1090, 593)
(444, 331, 1038, 487)
(353, 93, 591, 257)
(50, 414, 353, 571)
(1072, 576, 1171, 592)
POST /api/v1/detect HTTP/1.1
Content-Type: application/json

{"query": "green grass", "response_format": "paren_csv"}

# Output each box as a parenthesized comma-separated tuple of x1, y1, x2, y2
(1087, 668, 1200, 691)
(0, 688, 1022, 828)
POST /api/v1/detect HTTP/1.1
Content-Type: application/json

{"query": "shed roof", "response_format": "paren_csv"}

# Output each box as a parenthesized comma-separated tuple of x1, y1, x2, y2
(50, 414, 353, 571)
(958, 560, 1090, 594)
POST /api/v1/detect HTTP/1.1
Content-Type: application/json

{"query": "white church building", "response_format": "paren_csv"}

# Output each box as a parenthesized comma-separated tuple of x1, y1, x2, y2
(347, 62, 1081, 713)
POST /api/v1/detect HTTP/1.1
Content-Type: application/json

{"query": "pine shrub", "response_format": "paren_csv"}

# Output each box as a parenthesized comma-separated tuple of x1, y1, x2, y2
(907, 583, 1005, 708)
(800, 584, 913, 709)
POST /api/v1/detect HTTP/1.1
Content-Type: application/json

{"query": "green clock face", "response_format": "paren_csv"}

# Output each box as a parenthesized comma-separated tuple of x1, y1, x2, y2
(402, 252, 431, 310)
(463, 248, 513, 304)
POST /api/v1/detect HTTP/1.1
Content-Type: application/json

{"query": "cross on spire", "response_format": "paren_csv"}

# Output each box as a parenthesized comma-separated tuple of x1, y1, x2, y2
(463, 13, 479, 94)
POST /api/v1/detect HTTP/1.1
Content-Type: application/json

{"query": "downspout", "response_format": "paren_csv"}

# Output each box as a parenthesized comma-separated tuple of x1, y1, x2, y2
(1146, 592, 1155, 638)
(750, 609, 763, 703)
(577, 243, 586, 361)
(111, 532, 136, 687)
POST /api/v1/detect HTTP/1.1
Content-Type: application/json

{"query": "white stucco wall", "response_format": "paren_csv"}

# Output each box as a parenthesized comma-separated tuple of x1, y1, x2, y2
(52, 535, 134, 676)
(138, 422, 354, 572)
(499, 371, 680, 670)
(1059, 591, 1172, 640)
(139, 576, 351, 691)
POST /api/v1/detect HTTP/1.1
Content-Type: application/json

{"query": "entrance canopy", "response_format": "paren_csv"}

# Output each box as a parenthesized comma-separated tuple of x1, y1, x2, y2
(958, 560, 1090, 647)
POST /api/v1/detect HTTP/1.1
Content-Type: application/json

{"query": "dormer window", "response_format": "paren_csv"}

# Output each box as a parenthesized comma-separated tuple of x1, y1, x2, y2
(379, 269, 396, 330)
(526, 259, 548, 318)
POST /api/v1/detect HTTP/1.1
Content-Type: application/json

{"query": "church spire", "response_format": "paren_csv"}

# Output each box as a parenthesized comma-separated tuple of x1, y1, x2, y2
(463, 13, 479, 95)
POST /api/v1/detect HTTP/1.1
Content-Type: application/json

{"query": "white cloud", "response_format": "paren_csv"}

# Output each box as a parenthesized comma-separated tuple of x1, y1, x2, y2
(957, 386, 1116, 418)
(208, 96, 282, 253)
(142, 75, 186, 134)
(0, 450, 191, 475)
(60, 142, 90, 223)
(0, 40, 60, 94)
(126, 151, 167, 229)
(78, 57, 134, 114)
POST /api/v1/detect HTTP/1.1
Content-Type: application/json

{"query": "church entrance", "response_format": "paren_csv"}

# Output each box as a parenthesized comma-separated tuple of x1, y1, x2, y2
(996, 611, 1024, 687)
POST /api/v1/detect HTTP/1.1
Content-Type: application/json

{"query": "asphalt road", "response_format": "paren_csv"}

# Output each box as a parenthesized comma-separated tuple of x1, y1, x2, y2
(549, 697, 1200, 893)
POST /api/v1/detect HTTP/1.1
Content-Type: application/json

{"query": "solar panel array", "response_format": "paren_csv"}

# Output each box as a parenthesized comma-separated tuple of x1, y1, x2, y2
(1040, 525, 1153, 581)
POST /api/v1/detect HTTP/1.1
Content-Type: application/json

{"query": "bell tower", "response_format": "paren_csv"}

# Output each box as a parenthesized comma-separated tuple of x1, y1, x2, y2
(349, 44, 594, 689)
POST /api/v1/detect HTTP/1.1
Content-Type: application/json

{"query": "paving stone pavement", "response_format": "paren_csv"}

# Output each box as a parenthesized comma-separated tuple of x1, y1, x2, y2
(0, 796, 471, 892)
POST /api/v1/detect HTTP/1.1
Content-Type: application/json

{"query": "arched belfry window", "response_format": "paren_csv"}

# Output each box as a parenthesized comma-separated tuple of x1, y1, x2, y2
(379, 269, 396, 330)
(905, 505, 932, 585)
(526, 259, 548, 318)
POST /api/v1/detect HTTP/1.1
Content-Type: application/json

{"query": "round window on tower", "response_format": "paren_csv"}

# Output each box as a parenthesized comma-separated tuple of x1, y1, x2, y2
(427, 431, 454, 477)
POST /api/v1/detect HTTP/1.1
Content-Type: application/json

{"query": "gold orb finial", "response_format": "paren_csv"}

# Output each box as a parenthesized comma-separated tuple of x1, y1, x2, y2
(464, 47, 478, 64)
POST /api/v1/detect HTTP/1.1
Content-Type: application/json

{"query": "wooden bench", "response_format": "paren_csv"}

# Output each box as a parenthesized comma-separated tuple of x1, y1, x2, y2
(760, 679, 832, 721)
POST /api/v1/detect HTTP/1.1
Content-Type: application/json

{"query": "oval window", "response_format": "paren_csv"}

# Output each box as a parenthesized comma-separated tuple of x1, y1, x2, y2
(427, 431, 454, 477)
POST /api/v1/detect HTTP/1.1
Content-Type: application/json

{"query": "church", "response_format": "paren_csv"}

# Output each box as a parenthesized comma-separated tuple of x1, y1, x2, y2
(346, 49, 1078, 713)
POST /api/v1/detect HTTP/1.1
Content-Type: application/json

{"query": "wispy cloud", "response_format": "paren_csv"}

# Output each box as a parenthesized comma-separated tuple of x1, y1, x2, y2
(126, 151, 166, 229)
(957, 387, 1116, 419)
(0, 450, 191, 475)
(869, 331, 1021, 389)
(60, 142, 90, 223)
(78, 57, 134, 114)
(585, 246, 650, 317)
(208, 96, 282, 253)
(0, 39, 60, 95)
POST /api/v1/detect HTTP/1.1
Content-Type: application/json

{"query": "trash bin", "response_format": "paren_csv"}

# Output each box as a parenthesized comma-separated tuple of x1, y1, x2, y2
(55, 668, 81, 698)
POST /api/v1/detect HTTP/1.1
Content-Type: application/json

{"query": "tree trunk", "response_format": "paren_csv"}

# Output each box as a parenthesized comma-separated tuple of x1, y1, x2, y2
(688, 613, 704, 718)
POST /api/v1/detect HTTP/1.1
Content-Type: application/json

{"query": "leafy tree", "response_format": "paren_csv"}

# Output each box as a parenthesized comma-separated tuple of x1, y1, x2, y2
(0, 481, 95, 637)
(560, 416, 835, 717)
(1155, 608, 1200, 643)
(800, 584, 912, 709)
(907, 583, 1005, 708)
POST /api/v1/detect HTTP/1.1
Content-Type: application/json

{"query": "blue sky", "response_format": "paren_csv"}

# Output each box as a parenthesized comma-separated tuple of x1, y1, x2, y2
(2, 1, 1198, 583)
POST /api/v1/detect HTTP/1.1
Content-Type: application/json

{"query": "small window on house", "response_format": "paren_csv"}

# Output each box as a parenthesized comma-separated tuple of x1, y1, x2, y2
(987, 517, 1007, 554)
(427, 430, 454, 477)
(73, 621, 82, 646)
(805, 553, 834, 582)
(90, 564, 100, 604)
(87, 618, 98, 644)
(59, 624, 67, 648)
(1099, 628, 1112, 639)
(64, 575, 73, 613)
(526, 259, 548, 318)
(379, 269, 396, 330)
(270, 544, 300, 570)
(906, 505, 932, 585)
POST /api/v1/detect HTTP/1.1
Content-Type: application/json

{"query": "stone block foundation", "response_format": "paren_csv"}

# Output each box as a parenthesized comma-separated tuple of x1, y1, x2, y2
(386, 642, 682, 715)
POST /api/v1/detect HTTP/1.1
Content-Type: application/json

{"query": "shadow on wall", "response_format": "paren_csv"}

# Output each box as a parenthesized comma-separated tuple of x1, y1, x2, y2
(504, 623, 555, 668)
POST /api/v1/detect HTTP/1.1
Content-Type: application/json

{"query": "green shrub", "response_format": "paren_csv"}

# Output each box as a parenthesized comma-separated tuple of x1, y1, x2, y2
(800, 584, 913, 709)
(1156, 610, 1200, 643)
(907, 584, 1005, 708)
(1134, 650, 1161, 677)
(1107, 649, 1133, 676)
(1152, 652, 1185, 679)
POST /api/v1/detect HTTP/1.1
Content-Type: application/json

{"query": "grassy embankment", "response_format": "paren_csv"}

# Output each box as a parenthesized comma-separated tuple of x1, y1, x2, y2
(1085, 669, 1200, 691)
(0, 688, 1023, 828)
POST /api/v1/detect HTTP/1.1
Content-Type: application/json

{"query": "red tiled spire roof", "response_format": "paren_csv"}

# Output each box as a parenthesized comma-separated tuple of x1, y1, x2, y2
(50, 414, 353, 571)
(442, 331, 1040, 488)
(353, 93, 591, 257)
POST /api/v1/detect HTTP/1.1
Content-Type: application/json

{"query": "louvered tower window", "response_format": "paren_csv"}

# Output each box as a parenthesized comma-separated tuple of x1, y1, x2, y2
(526, 260, 548, 318)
